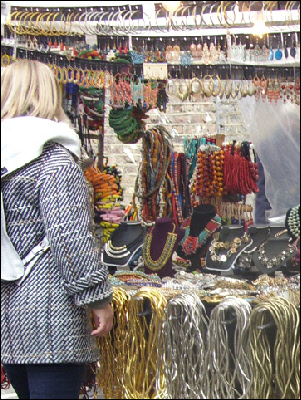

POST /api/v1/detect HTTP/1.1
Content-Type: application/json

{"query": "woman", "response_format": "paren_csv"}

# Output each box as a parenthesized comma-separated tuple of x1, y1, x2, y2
(1, 60, 113, 399)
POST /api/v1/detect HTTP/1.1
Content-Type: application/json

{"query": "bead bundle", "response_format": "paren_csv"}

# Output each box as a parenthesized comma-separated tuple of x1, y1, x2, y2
(108, 106, 148, 144)
(195, 144, 225, 199)
(222, 142, 259, 198)
(134, 126, 174, 223)
(84, 163, 124, 243)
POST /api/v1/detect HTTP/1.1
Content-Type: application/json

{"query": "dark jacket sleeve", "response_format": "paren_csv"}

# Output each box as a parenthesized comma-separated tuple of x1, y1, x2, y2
(39, 156, 113, 307)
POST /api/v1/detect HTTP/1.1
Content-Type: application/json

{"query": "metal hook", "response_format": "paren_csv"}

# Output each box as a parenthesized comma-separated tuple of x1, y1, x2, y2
(257, 322, 276, 330)
(221, 310, 237, 325)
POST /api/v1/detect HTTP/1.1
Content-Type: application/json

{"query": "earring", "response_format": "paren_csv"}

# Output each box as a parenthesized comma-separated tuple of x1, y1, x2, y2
(273, 76, 281, 104)
(260, 74, 267, 102)
(202, 43, 211, 65)
(225, 76, 232, 99)
(212, 74, 222, 97)
(177, 80, 189, 101)
(190, 76, 203, 97)
(166, 45, 173, 62)
(197, 43, 202, 58)
(172, 45, 180, 62)
(209, 42, 219, 65)
(202, 75, 214, 97)
(267, 78, 275, 103)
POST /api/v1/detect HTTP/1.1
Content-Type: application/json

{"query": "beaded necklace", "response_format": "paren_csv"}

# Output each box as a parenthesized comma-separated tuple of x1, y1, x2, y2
(143, 224, 178, 271)
(285, 205, 300, 240)
(181, 215, 222, 256)
(135, 126, 173, 223)
(171, 153, 183, 225)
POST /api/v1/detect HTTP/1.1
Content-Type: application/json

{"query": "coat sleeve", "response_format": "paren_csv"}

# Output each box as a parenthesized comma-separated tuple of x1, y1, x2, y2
(39, 156, 113, 307)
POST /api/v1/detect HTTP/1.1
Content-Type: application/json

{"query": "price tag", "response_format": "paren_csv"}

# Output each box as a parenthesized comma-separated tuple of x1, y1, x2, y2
(220, 255, 227, 262)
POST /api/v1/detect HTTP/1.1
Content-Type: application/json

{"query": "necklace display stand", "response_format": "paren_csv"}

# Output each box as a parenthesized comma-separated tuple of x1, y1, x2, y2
(177, 204, 220, 271)
(143, 217, 185, 278)
(103, 221, 144, 273)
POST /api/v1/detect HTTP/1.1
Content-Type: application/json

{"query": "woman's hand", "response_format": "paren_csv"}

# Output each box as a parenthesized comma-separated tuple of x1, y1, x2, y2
(91, 304, 114, 337)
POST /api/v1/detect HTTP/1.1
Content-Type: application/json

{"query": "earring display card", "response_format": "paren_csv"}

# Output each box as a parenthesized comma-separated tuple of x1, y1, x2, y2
(143, 63, 168, 80)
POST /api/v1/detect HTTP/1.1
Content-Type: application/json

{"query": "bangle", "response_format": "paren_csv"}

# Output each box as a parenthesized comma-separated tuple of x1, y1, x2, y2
(223, 1, 236, 27)
(39, 11, 51, 36)
(19, 11, 30, 35)
(217, 3, 227, 28)
(28, 11, 40, 35)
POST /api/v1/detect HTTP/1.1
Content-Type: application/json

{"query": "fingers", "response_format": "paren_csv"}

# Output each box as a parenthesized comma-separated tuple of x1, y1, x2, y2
(91, 314, 114, 337)
(91, 324, 111, 337)
(91, 304, 114, 337)
(91, 322, 113, 337)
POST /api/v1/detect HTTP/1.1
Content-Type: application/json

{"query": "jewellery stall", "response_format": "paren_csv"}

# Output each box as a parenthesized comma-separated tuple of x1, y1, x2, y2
(1, 1, 300, 399)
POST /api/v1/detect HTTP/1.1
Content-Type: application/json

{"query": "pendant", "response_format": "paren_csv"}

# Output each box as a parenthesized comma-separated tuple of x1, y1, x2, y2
(275, 48, 283, 60)
(270, 48, 274, 61)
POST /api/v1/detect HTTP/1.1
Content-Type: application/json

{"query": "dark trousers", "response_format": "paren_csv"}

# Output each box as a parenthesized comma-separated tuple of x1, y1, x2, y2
(3, 363, 85, 399)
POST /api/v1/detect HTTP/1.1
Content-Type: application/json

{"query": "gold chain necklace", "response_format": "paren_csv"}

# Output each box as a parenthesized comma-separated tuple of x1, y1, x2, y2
(143, 224, 177, 271)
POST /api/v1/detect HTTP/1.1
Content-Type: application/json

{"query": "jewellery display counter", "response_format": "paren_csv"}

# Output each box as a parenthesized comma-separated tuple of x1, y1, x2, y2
(1, 2, 300, 399)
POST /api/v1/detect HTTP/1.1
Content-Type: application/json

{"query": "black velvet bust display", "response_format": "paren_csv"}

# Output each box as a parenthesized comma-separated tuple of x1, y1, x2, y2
(143, 217, 185, 278)
(177, 204, 218, 271)
(189, 204, 217, 237)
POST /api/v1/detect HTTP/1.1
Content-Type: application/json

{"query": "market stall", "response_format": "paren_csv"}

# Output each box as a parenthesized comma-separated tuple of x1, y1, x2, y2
(1, 1, 300, 399)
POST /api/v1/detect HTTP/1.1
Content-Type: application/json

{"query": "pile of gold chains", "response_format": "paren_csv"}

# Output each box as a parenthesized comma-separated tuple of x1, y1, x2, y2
(92, 287, 300, 399)
(5, 2, 300, 36)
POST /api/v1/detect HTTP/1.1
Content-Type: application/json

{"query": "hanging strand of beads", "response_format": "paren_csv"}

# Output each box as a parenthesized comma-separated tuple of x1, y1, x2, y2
(134, 125, 174, 223)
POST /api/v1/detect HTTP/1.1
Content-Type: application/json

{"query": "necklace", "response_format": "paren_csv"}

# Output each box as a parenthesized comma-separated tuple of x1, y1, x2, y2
(257, 241, 297, 270)
(105, 231, 144, 258)
(181, 216, 221, 256)
(143, 224, 178, 271)
(209, 233, 250, 263)
(285, 205, 300, 240)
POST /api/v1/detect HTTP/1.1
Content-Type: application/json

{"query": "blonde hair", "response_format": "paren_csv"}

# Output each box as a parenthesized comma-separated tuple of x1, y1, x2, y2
(1, 60, 70, 124)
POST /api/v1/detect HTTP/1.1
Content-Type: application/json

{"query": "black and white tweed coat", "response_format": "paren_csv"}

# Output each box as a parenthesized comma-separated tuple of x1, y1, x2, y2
(1, 142, 113, 364)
